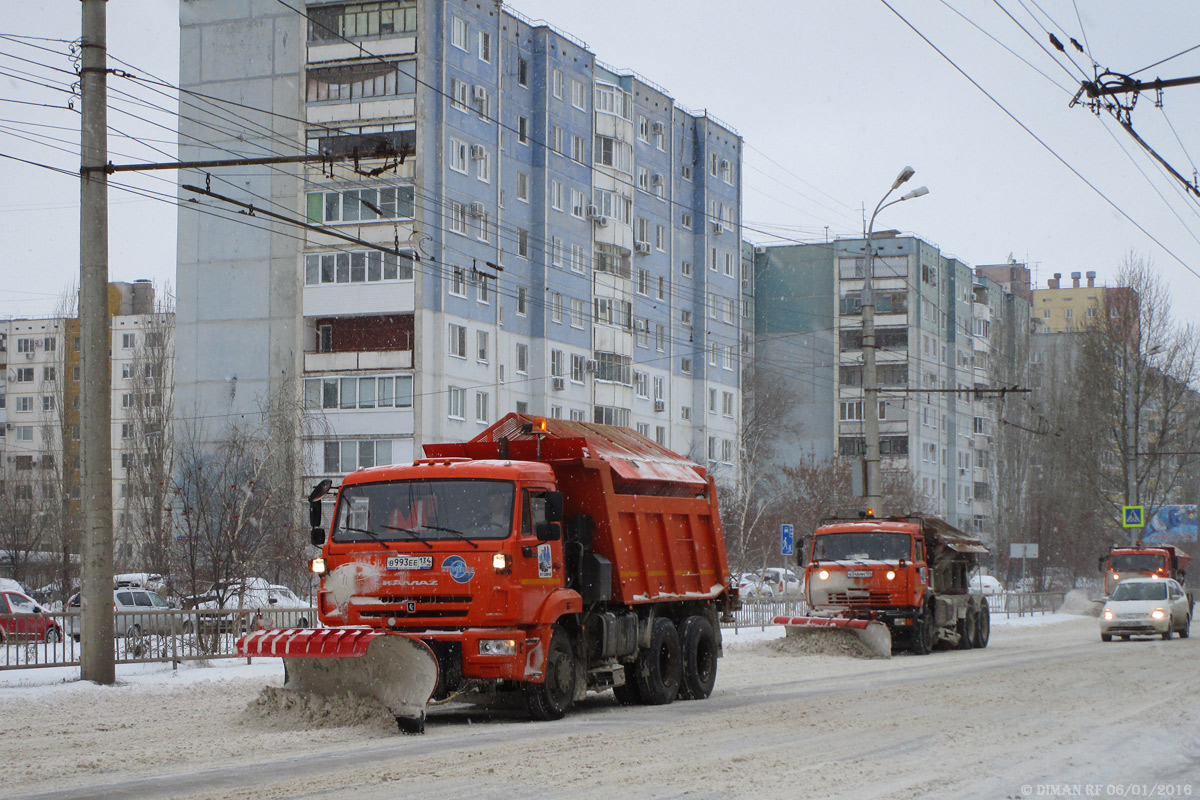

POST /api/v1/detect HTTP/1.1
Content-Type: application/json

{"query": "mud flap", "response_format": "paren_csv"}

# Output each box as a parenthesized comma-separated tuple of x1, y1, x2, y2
(773, 615, 893, 658)
(238, 629, 439, 733)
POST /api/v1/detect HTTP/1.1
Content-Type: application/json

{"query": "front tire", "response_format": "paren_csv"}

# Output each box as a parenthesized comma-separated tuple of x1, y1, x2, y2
(632, 617, 681, 705)
(523, 626, 576, 721)
(972, 599, 991, 649)
(44, 626, 62, 644)
(678, 616, 718, 700)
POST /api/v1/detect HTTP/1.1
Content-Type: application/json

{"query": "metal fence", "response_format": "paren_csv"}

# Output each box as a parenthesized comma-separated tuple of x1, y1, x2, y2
(0, 606, 315, 671)
(721, 597, 808, 631)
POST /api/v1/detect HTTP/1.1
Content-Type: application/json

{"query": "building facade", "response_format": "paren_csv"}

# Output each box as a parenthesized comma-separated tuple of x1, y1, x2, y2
(176, 0, 745, 487)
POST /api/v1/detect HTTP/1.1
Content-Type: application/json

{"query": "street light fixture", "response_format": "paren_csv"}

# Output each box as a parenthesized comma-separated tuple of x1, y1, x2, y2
(862, 167, 929, 512)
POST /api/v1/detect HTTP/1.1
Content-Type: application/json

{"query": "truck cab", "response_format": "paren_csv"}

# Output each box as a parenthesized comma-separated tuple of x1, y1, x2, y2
(1101, 544, 1191, 597)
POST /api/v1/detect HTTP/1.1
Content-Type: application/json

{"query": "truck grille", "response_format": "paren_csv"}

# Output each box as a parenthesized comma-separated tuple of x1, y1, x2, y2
(356, 595, 473, 619)
(826, 591, 893, 606)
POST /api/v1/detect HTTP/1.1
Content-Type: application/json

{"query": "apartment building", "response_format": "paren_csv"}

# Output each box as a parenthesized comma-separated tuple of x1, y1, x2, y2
(754, 237, 1031, 534)
(176, 0, 745, 486)
(0, 281, 170, 570)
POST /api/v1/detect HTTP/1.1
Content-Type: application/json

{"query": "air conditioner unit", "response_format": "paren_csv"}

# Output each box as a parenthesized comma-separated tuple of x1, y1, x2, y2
(469, 201, 486, 217)
(754, 246, 766, 255)
(593, 215, 609, 227)
(551, 377, 565, 391)
(651, 121, 664, 136)
(473, 85, 488, 101)
(653, 399, 665, 412)
(25, 352, 34, 359)
(635, 241, 652, 255)
(650, 172, 664, 187)
(585, 359, 597, 373)
(711, 221, 724, 234)
(469, 144, 485, 160)
(585, 204, 601, 218)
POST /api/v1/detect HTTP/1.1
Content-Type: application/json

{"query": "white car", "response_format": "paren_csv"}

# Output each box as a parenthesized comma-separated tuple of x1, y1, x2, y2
(192, 579, 310, 633)
(1100, 577, 1191, 641)
(736, 573, 775, 599)
(760, 568, 803, 598)
(970, 574, 1004, 595)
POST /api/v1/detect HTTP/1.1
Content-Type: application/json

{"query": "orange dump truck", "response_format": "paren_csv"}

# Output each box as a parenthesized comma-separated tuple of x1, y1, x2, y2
(776, 514, 990, 656)
(238, 414, 733, 732)
(1101, 543, 1192, 597)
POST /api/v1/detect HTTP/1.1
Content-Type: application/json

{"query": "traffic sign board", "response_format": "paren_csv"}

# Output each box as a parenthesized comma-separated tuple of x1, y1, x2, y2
(1122, 506, 1145, 527)
(780, 524, 794, 556)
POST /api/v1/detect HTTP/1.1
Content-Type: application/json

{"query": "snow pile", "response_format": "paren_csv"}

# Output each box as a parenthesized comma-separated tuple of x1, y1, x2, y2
(766, 626, 886, 659)
(242, 686, 396, 732)
(1057, 589, 1103, 617)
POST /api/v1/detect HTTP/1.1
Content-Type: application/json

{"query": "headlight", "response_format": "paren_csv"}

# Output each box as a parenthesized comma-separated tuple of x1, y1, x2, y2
(309, 557, 327, 575)
(1151, 607, 1166, 620)
(492, 553, 511, 574)
(886, 570, 896, 581)
(479, 639, 517, 656)
(818, 569, 830, 581)
(1103, 608, 1113, 620)
(1112, 573, 1120, 581)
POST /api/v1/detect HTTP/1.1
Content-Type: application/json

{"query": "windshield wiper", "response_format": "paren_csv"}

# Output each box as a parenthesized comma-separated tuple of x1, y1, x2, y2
(342, 525, 394, 551)
(380, 524, 435, 549)
(422, 524, 479, 548)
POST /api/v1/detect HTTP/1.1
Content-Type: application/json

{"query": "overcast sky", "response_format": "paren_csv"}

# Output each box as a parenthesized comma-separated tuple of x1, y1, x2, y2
(3, 1, 1199, 324)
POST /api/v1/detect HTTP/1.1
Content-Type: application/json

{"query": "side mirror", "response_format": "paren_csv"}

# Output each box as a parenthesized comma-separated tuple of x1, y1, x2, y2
(308, 479, 333, 502)
(311, 526, 326, 546)
(536, 521, 561, 542)
(544, 491, 564, 522)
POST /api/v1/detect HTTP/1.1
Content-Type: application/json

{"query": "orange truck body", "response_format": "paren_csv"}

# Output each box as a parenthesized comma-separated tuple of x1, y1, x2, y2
(1102, 544, 1192, 597)
(308, 414, 732, 708)
(803, 516, 990, 652)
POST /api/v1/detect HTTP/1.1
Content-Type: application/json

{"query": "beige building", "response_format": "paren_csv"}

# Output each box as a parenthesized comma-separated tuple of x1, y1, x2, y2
(1032, 270, 1108, 333)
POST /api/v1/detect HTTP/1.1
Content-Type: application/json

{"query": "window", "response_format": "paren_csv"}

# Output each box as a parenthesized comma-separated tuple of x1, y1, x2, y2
(306, 60, 416, 102)
(550, 292, 563, 323)
(43, 337, 56, 351)
(306, 186, 415, 224)
(720, 159, 733, 184)
(448, 386, 465, 419)
(594, 135, 632, 173)
(594, 82, 632, 119)
(516, 171, 529, 201)
(550, 180, 563, 210)
(570, 408, 586, 422)
(550, 236, 564, 267)
(593, 351, 632, 385)
(449, 265, 467, 296)
(636, 422, 649, 437)
(592, 187, 632, 225)
(517, 58, 529, 87)
(681, 406, 692, 421)
(681, 212, 693, 229)
(551, 349, 564, 377)
(681, 260, 692, 277)
(517, 116, 529, 144)
(653, 376, 664, 401)
(517, 229, 529, 259)
(449, 77, 469, 111)
(571, 189, 585, 218)
(637, 268, 650, 296)
(657, 276, 667, 301)
(516, 343, 529, 373)
(122, 333, 136, 349)
(14, 425, 33, 442)
(552, 68, 563, 99)
(570, 298, 586, 328)
(307, 2, 417, 43)
(475, 391, 489, 423)
(655, 324, 665, 352)
(476, 148, 490, 182)
(16, 396, 33, 413)
(634, 318, 649, 348)
(303, 375, 414, 411)
(637, 167, 650, 192)
(594, 243, 630, 278)
(708, 388, 718, 413)
(571, 244, 586, 274)
(551, 125, 564, 154)
(449, 324, 467, 358)
(16, 338, 35, 353)
(594, 405, 630, 427)
(476, 330, 489, 363)
(725, 253, 735, 276)
(634, 371, 648, 398)
(478, 30, 491, 61)
(449, 138, 468, 173)
(571, 134, 585, 163)
(681, 358, 692, 375)
(655, 225, 666, 251)
(322, 439, 393, 474)
(447, 200, 469, 235)
(594, 297, 631, 328)
(451, 16, 468, 50)
(517, 287, 528, 315)
(571, 354, 585, 383)
(15, 367, 33, 382)
(637, 115, 649, 142)
(42, 395, 55, 412)
(571, 79, 585, 109)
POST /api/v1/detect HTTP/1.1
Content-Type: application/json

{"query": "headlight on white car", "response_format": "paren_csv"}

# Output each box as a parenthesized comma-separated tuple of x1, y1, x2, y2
(1151, 607, 1166, 620)
(1103, 608, 1113, 620)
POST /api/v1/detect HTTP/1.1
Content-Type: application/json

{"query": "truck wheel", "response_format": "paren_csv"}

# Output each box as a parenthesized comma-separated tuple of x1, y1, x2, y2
(523, 626, 576, 721)
(911, 601, 936, 655)
(633, 617, 681, 705)
(956, 607, 977, 650)
(972, 599, 990, 649)
(612, 670, 642, 705)
(678, 616, 718, 700)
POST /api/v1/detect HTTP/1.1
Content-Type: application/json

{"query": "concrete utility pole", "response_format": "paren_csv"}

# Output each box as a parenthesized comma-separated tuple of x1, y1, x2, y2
(80, 0, 115, 684)
(861, 167, 928, 512)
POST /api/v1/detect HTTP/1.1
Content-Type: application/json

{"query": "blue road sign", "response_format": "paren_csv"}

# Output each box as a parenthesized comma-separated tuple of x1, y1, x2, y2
(781, 524, 794, 556)
(1122, 506, 1145, 527)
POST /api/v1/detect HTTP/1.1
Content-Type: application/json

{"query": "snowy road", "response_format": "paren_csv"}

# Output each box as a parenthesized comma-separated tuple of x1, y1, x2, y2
(4, 614, 1198, 799)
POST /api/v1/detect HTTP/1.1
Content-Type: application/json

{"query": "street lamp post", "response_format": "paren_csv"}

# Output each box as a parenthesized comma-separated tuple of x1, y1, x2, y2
(862, 167, 928, 512)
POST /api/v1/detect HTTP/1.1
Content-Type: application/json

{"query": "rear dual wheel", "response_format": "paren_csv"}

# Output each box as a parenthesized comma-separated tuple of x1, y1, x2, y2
(972, 599, 990, 649)
(678, 616, 718, 701)
(617, 618, 682, 706)
(910, 600, 936, 655)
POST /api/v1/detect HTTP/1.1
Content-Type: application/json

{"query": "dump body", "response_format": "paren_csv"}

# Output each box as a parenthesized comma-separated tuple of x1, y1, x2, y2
(1102, 544, 1192, 597)
(241, 414, 732, 729)
(793, 516, 990, 653)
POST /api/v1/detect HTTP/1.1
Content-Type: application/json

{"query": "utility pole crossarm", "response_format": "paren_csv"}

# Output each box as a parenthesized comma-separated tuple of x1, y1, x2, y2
(1080, 73, 1200, 99)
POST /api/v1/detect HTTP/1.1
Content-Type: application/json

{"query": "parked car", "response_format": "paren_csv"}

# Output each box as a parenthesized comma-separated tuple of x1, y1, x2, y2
(1100, 577, 1191, 641)
(970, 574, 1004, 595)
(190, 579, 310, 633)
(760, 567, 803, 598)
(65, 588, 175, 641)
(1, 589, 63, 644)
(737, 572, 775, 599)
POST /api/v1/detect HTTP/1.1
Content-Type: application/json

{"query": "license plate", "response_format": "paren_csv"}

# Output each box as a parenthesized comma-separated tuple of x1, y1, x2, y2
(846, 570, 873, 578)
(386, 555, 433, 570)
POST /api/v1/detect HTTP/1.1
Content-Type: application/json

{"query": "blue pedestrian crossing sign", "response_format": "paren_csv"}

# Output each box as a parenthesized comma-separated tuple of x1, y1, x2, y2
(1122, 506, 1145, 527)
(781, 524, 794, 556)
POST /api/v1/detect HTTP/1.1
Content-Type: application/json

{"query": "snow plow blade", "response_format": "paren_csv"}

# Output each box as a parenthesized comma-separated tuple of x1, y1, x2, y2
(773, 615, 892, 658)
(237, 628, 439, 733)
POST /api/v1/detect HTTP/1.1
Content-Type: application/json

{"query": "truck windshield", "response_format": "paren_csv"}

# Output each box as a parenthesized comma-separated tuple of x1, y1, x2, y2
(332, 479, 515, 543)
(812, 532, 912, 561)
(1109, 553, 1165, 572)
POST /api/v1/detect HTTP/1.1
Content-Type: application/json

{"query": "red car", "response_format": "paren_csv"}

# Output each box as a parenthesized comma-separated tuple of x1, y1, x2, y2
(0, 589, 63, 644)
